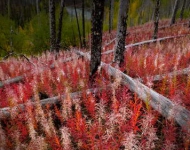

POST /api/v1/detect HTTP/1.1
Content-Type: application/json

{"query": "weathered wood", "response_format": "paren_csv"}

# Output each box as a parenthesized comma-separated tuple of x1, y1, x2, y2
(0, 86, 109, 119)
(75, 50, 190, 133)
(102, 34, 189, 55)
(152, 67, 190, 81)
(0, 76, 24, 88)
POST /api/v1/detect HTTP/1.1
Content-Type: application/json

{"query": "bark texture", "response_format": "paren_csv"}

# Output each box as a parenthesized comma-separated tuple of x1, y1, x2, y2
(90, 0, 105, 79)
(114, 0, 130, 65)
(49, 0, 56, 51)
(170, 0, 180, 25)
(153, 0, 160, 40)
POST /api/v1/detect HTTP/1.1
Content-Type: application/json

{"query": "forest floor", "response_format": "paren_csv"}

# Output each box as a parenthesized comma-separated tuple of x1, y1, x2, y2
(0, 19, 190, 150)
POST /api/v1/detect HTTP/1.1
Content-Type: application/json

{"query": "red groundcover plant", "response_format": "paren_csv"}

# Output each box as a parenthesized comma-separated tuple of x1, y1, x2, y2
(0, 19, 190, 149)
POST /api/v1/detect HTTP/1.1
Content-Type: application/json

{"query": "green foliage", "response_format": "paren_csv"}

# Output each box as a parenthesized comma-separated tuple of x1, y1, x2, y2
(0, 15, 15, 57)
(27, 11, 50, 54)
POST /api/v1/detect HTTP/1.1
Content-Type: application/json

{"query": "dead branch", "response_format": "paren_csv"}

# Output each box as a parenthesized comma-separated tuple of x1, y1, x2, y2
(0, 86, 109, 119)
(0, 76, 24, 88)
(102, 34, 189, 55)
(152, 67, 190, 81)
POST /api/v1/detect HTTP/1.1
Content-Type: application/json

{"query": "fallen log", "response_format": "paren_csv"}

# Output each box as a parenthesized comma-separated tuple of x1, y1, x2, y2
(103, 22, 188, 48)
(0, 56, 75, 88)
(0, 86, 108, 119)
(0, 34, 189, 88)
(0, 76, 24, 88)
(102, 34, 189, 55)
(134, 67, 190, 83)
(159, 22, 189, 30)
(75, 50, 190, 133)
(152, 67, 190, 81)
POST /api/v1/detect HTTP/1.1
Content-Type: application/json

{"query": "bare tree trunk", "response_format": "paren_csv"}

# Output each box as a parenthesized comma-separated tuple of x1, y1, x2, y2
(113, 0, 130, 65)
(8, 0, 10, 18)
(109, 0, 114, 34)
(73, 0, 82, 47)
(153, 0, 160, 40)
(180, 0, 186, 20)
(82, 0, 86, 47)
(90, 0, 105, 81)
(49, 0, 56, 51)
(56, 0, 65, 52)
(170, 0, 180, 25)
(36, 0, 39, 14)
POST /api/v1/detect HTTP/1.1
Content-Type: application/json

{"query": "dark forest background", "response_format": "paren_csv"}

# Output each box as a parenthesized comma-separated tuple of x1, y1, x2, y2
(0, 0, 189, 56)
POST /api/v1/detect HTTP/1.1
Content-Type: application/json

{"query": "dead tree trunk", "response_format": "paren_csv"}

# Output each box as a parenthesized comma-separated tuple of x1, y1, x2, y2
(113, 0, 130, 65)
(56, 0, 65, 52)
(153, 0, 160, 40)
(73, 0, 82, 47)
(8, 0, 10, 18)
(170, 0, 180, 25)
(90, 0, 105, 81)
(109, 0, 114, 34)
(180, 0, 186, 20)
(36, 0, 39, 14)
(49, 0, 56, 51)
(82, 0, 86, 47)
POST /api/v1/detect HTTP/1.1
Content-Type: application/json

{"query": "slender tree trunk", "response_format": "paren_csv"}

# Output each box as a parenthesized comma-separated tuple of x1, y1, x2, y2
(49, 0, 56, 51)
(90, 0, 105, 80)
(56, 0, 65, 52)
(109, 0, 114, 34)
(82, 0, 86, 47)
(170, 0, 180, 25)
(73, 0, 82, 47)
(153, 0, 160, 40)
(36, 0, 39, 14)
(113, 0, 130, 65)
(180, 0, 186, 20)
(8, 0, 10, 18)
